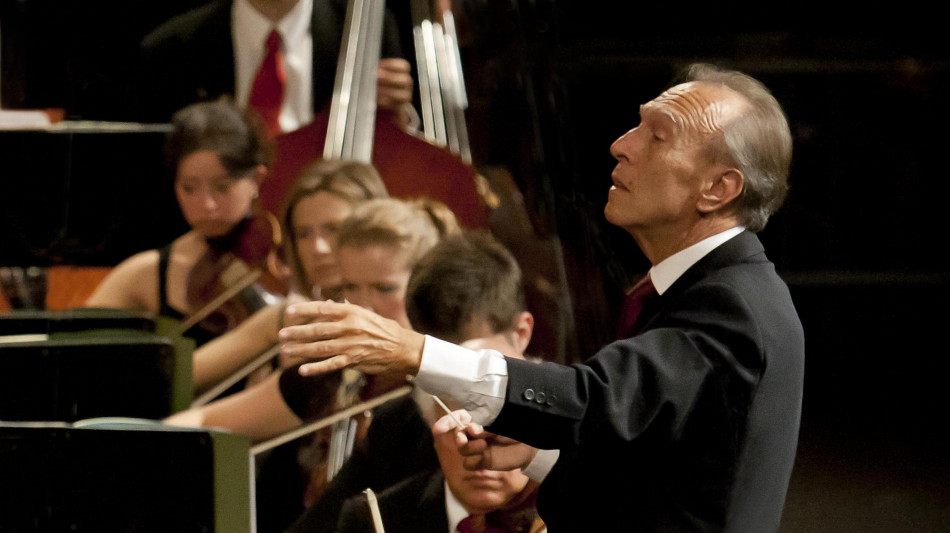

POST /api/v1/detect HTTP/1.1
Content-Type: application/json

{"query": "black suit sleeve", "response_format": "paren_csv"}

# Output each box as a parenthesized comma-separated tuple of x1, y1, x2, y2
(491, 280, 765, 451)
(284, 396, 439, 533)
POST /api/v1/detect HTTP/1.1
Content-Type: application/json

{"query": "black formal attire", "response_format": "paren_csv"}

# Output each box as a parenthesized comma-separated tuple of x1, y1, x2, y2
(133, 0, 404, 124)
(335, 471, 448, 533)
(283, 392, 440, 533)
(335, 469, 542, 533)
(481, 231, 804, 532)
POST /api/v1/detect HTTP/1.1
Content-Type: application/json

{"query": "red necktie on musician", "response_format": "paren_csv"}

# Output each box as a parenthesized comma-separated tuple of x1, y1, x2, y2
(248, 29, 286, 138)
(616, 274, 658, 339)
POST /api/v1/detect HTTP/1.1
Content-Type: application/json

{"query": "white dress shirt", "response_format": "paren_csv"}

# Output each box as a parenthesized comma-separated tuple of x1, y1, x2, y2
(232, 0, 314, 133)
(414, 226, 747, 482)
(444, 484, 469, 533)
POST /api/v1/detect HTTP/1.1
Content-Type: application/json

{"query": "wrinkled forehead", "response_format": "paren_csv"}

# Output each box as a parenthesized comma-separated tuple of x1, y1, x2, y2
(642, 81, 745, 137)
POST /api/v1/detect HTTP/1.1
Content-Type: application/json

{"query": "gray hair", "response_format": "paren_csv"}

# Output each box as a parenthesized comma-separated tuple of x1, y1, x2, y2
(684, 63, 792, 232)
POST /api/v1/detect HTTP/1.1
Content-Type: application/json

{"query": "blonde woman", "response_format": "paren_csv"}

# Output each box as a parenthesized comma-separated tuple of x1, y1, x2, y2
(190, 158, 389, 396)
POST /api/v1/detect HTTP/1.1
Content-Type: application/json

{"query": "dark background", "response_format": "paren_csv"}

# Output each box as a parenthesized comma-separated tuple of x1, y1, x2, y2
(2, 1, 949, 530)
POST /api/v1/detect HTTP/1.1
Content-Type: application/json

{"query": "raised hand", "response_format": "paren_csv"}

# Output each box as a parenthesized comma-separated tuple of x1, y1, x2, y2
(277, 300, 425, 377)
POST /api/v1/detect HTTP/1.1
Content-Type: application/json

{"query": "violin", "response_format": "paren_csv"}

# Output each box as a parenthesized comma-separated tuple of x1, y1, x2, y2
(177, 206, 283, 344)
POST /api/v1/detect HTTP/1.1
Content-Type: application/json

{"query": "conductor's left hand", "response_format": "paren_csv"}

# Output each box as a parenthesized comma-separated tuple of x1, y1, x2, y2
(278, 300, 425, 378)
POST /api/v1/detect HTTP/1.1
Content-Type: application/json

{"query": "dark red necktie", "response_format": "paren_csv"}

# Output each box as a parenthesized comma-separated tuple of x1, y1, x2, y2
(616, 274, 658, 339)
(457, 514, 509, 533)
(248, 29, 286, 138)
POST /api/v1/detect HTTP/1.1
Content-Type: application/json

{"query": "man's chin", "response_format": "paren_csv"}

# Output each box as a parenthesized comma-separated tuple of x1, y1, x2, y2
(603, 202, 623, 226)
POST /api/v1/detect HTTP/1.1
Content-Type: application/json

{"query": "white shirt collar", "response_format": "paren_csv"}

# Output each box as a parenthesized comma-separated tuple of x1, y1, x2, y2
(444, 481, 469, 533)
(649, 226, 745, 295)
(232, 0, 314, 131)
(233, 0, 312, 48)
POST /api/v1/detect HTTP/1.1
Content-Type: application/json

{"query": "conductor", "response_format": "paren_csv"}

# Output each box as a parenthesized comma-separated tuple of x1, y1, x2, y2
(277, 62, 805, 532)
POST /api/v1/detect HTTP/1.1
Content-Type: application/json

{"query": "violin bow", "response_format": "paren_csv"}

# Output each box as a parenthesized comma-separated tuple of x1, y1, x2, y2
(365, 488, 386, 533)
(176, 267, 262, 334)
(189, 343, 281, 407)
(249, 384, 412, 456)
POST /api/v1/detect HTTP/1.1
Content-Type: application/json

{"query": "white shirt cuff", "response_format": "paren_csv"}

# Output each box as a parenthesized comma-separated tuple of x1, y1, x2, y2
(415, 335, 508, 425)
(522, 448, 559, 483)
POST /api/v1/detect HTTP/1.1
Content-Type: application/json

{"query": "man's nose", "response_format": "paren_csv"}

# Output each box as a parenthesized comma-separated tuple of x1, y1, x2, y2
(610, 128, 636, 160)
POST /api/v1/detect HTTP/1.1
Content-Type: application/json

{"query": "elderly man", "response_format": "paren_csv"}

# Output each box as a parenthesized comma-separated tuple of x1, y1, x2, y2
(278, 63, 804, 532)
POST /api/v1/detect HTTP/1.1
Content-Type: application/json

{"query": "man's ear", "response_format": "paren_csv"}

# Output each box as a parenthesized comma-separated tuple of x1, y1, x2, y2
(509, 311, 535, 354)
(698, 167, 743, 214)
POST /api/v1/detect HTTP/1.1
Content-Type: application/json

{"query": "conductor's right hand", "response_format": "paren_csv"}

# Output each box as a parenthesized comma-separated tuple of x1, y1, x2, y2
(278, 300, 425, 378)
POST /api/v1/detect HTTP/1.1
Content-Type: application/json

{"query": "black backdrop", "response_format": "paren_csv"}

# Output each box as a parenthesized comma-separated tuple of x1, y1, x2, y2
(2, 1, 949, 530)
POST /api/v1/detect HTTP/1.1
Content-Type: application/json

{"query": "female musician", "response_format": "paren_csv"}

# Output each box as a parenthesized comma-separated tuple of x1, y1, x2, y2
(164, 195, 459, 437)
(191, 157, 389, 395)
(84, 99, 271, 347)
(164, 196, 459, 531)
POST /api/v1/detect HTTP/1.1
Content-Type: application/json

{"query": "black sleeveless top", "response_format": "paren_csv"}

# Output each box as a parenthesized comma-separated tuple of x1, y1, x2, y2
(157, 244, 218, 348)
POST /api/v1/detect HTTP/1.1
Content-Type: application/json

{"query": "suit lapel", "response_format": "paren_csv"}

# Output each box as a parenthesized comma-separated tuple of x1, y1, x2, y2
(418, 472, 451, 533)
(309, 0, 346, 113)
(635, 231, 766, 333)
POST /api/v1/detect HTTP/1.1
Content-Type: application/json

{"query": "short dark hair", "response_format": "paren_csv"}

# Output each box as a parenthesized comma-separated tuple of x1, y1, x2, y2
(164, 98, 270, 177)
(406, 230, 525, 342)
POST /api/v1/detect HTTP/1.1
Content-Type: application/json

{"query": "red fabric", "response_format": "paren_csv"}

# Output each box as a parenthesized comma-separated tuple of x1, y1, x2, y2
(260, 112, 490, 229)
(616, 275, 658, 339)
(456, 514, 511, 533)
(248, 29, 286, 138)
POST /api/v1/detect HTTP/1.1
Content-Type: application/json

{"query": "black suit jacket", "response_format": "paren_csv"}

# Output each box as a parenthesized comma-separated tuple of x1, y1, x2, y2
(490, 231, 805, 532)
(335, 470, 449, 533)
(285, 393, 441, 533)
(133, 0, 404, 123)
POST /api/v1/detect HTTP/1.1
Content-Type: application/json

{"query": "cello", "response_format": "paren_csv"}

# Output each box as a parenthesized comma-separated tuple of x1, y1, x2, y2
(257, 0, 494, 514)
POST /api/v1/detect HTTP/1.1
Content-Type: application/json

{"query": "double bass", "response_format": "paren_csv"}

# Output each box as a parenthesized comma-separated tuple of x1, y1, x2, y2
(258, 6, 492, 230)
(245, 0, 497, 516)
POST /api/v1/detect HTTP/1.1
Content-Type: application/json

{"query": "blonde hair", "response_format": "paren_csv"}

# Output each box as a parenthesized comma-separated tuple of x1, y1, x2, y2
(337, 197, 461, 271)
(280, 159, 389, 294)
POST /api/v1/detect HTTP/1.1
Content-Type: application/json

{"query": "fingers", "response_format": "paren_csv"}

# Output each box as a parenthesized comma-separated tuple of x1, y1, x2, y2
(279, 300, 426, 377)
(298, 357, 350, 377)
(378, 58, 411, 79)
(283, 300, 351, 325)
(376, 59, 413, 110)
(432, 410, 475, 434)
